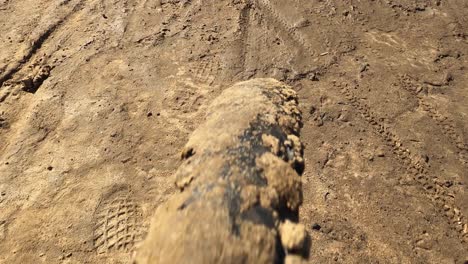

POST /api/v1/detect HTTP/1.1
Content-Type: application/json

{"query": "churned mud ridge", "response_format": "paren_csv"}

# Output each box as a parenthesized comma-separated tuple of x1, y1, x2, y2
(0, 0, 86, 104)
(0, 64, 52, 103)
(336, 81, 468, 244)
(0, 0, 83, 88)
(136, 79, 307, 263)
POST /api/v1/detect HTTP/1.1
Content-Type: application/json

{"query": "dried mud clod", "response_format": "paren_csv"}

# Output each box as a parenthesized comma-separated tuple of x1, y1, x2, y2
(21, 65, 51, 93)
(136, 78, 307, 263)
(279, 220, 308, 253)
(0, 115, 8, 129)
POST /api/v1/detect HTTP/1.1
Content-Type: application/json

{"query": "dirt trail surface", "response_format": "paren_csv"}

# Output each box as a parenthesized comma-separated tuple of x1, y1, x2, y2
(0, 0, 467, 263)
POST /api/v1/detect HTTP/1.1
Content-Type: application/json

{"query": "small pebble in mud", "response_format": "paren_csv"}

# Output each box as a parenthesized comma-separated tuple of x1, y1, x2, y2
(47, 166, 53, 171)
(375, 148, 385, 157)
(311, 223, 321, 231)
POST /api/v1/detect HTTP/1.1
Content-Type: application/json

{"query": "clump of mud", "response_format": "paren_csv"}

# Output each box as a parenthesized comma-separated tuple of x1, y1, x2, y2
(136, 79, 307, 264)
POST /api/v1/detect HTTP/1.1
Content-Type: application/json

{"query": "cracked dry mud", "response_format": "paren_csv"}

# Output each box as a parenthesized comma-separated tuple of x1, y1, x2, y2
(0, 0, 467, 263)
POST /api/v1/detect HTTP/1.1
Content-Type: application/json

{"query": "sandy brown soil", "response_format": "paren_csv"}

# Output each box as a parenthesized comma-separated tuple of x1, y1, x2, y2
(0, 0, 467, 263)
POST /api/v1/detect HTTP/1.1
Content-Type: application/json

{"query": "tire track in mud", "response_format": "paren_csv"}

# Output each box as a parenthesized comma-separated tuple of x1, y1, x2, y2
(0, 0, 85, 89)
(250, 0, 468, 245)
(335, 81, 468, 244)
(1, 0, 136, 100)
(421, 105, 468, 166)
(255, 0, 314, 56)
(182, 0, 202, 19)
(0, 0, 89, 107)
(99, 0, 132, 46)
(236, 2, 252, 80)
(399, 75, 468, 168)
(135, 0, 201, 45)
(185, 1, 221, 86)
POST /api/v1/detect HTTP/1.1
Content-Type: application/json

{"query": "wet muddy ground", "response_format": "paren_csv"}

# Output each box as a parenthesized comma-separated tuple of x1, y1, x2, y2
(0, 0, 467, 263)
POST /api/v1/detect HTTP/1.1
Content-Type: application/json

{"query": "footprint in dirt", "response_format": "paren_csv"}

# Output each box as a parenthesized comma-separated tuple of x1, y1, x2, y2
(93, 185, 145, 255)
